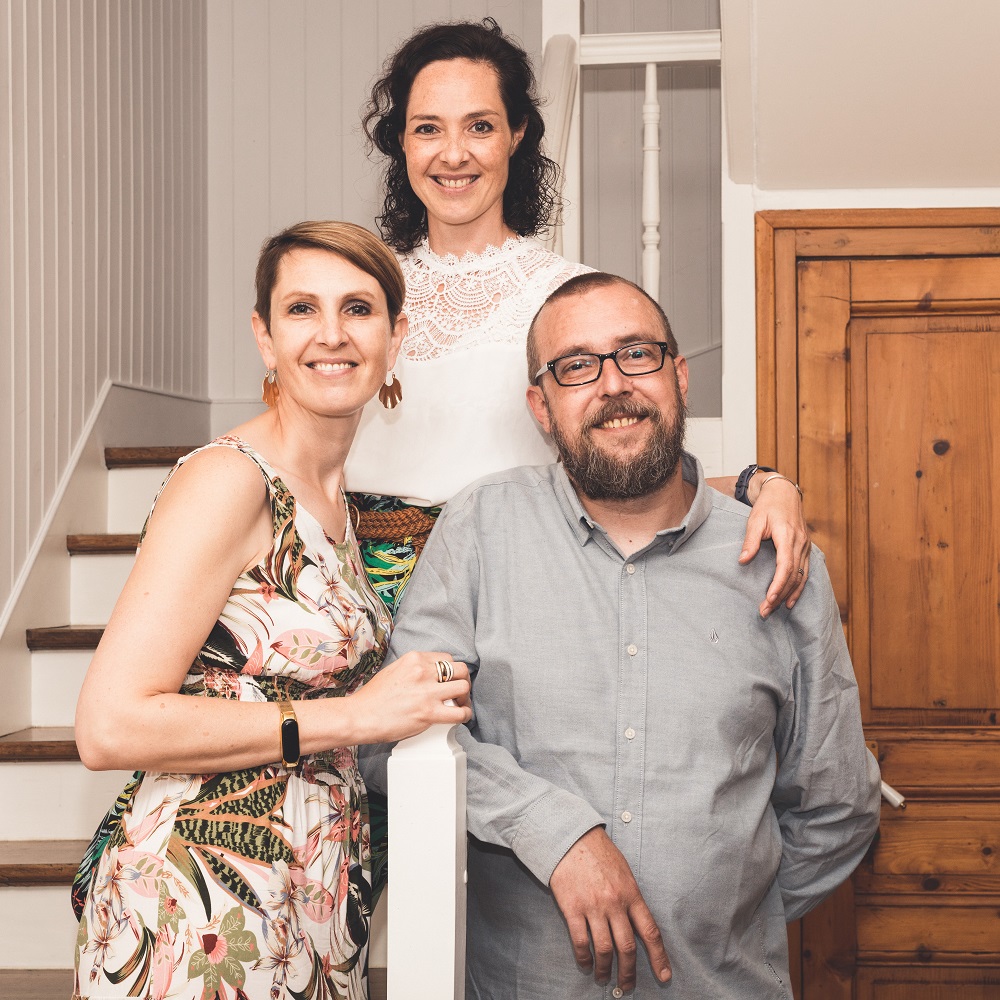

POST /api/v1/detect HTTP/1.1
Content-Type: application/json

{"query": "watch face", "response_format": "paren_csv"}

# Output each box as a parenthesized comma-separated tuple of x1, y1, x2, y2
(280, 717, 300, 765)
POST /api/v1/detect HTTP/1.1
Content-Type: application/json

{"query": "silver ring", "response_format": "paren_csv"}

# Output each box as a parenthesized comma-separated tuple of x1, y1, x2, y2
(435, 659, 453, 683)
(797, 567, 805, 576)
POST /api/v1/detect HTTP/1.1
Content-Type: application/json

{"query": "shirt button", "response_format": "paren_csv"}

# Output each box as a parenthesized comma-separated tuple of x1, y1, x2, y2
(625, 563, 636, 575)
(621, 810, 632, 823)
(612, 989, 624, 999)
(626, 643, 638, 656)
(624, 727, 635, 740)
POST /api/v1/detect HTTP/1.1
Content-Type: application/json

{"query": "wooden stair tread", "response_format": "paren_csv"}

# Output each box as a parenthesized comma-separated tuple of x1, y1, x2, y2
(26, 626, 104, 651)
(0, 839, 88, 886)
(0, 728, 78, 761)
(0, 970, 74, 1000)
(105, 445, 199, 468)
(66, 533, 139, 554)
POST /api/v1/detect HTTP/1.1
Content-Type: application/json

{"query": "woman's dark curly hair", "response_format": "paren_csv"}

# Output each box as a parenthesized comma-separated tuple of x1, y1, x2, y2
(363, 18, 560, 253)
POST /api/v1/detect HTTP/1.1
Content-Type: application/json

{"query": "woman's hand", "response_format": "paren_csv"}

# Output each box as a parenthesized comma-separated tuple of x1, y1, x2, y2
(349, 652, 472, 745)
(739, 474, 810, 617)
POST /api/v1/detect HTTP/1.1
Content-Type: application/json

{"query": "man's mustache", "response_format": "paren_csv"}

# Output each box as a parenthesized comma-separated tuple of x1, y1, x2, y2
(584, 398, 660, 432)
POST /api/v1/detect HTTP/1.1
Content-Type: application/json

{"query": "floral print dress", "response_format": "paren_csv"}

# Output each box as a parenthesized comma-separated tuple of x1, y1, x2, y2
(73, 437, 393, 1000)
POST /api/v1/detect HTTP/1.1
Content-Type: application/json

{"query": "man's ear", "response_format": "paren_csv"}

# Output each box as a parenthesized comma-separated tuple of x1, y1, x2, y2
(673, 354, 689, 407)
(251, 311, 276, 370)
(526, 382, 552, 434)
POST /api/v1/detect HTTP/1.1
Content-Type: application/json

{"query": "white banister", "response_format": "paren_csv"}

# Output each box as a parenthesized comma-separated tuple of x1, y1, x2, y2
(539, 34, 579, 255)
(641, 63, 662, 298)
(387, 723, 468, 1000)
(579, 29, 721, 66)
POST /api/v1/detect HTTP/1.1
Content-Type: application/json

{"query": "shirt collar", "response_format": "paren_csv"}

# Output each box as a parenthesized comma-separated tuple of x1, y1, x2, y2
(551, 452, 713, 553)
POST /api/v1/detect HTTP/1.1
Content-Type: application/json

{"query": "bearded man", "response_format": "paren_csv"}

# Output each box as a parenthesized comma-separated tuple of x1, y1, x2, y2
(372, 273, 880, 999)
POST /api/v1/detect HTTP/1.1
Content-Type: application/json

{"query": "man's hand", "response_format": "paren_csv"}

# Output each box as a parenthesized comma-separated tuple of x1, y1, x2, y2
(548, 827, 671, 991)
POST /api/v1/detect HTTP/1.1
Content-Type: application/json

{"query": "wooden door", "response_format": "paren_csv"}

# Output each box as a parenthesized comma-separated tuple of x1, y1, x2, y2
(756, 210, 1000, 999)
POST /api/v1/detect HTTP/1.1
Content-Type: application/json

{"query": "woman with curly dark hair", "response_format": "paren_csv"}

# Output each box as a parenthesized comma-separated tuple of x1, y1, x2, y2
(346, 18, 810, 622)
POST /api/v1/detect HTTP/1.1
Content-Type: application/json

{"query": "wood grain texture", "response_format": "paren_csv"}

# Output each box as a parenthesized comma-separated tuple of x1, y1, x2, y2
(0, 839, 89, 885)
(0, 727, 78, 762)
(795, 259, 850, 615)
(0, 970, 75, 1000)
(104, 445, 197, 468)
(66, 534, 139, 555)
(25, 625, 104, 650)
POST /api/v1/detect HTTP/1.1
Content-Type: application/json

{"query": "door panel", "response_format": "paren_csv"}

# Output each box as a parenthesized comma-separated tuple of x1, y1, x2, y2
(756, 211, 1000, 999)
(857, 323, 1000, 711)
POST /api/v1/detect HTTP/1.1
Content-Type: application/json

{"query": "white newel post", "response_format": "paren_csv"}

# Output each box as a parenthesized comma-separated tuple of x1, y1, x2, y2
(387, 723, 467, 1000)
(641, 61, 662, 298)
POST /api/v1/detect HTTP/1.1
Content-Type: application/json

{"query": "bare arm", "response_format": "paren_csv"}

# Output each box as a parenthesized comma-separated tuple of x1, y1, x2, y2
(549, 827, 672, 992)
(75, 447, 469, 773)
(707, 469, 811, 617)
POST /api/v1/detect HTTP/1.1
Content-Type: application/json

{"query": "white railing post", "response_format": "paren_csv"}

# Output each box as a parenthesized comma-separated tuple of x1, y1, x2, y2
(387, 723, 467, 1000)
(641, 62, 661, 298)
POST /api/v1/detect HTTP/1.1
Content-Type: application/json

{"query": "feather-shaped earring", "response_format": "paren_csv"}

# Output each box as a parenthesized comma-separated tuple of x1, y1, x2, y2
(262, 368, 279, 407)
(378, 369, 402, 409)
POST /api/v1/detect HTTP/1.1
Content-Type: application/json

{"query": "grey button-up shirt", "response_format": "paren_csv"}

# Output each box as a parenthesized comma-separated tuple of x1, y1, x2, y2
(372, 454, 880, 999)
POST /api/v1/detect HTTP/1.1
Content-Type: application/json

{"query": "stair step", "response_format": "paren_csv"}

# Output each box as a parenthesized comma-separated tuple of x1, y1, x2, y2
(0, 969, 74, 997)
(66, 533, 139, 554)
(105, 445, 198, 468)
(0, 728, 78, 762)
(0, 969, 384, 999)
(0, 840, 88, 886)
(26, 626, 104, 651)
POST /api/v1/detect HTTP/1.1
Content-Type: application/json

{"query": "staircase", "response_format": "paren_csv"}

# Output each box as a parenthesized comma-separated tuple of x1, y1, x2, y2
(0, 446, 190, 991)
(0, 445, 391, 1000)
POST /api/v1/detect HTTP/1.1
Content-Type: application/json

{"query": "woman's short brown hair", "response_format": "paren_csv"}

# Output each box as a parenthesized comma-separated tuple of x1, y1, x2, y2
(254, 221, 405, 329)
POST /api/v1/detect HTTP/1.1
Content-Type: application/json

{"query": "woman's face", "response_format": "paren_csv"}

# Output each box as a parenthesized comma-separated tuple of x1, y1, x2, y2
(401, 57, 525, 252)
(252, 247, 405, 419)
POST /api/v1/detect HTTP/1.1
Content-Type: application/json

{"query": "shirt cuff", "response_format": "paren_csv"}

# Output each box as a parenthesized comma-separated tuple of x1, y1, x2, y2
(512, 788, 605, 885)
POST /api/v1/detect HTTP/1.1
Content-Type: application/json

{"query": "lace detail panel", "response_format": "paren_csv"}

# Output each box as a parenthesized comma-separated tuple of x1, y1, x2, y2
(398, 238, 593, 362)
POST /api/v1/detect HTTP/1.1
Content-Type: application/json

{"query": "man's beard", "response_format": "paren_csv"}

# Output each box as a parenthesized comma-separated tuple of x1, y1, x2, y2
(549, 387, 686, 502)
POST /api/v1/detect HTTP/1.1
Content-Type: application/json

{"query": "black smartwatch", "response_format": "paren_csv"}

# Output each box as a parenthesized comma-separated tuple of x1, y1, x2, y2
(277, 700, 300, 768)
(734, 464, 775, 506)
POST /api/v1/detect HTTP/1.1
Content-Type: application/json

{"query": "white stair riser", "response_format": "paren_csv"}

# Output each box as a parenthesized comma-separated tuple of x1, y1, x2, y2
(31, 650, 94, 727)
(0, 887, 78, 968)
(0, 762, 132, 840)
(70, 554, 134, 624)
(107, 466, 169, 532)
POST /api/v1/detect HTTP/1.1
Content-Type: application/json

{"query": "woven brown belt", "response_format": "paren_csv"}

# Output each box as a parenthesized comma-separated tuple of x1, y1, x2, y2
(354, 505, 438, 557)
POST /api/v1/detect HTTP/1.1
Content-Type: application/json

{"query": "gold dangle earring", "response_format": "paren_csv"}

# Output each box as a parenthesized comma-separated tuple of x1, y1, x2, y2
(379, 369, 402, 409)
(262, 368, 279, 408)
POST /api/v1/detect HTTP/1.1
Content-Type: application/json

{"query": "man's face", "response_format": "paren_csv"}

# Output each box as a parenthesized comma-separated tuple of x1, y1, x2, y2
(526, 283, 689, 502)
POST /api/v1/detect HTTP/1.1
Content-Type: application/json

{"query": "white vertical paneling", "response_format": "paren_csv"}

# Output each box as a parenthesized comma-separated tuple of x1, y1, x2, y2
(0, 0, 209, 630)
(206, 0, 543, 416)
(1, 0, 13, 598)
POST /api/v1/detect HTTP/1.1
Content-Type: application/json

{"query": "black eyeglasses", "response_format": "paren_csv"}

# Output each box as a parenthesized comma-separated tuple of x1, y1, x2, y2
(535, 341, 675, 387)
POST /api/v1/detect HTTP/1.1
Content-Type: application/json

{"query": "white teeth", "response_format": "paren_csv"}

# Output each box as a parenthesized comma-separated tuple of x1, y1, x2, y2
(599, 416, 640, 429)
(311, 362, 352, 371)
(436, 177, 474, 189)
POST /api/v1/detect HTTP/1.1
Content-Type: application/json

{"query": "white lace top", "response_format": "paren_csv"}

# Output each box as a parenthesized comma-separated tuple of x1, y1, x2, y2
(345, 237, 592, 505)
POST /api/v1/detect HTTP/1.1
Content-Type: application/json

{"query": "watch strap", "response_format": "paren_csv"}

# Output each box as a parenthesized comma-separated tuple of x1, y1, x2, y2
(277, 699, 300, 768)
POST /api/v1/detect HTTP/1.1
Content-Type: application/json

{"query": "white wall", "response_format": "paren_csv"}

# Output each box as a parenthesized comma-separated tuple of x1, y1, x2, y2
(205, 0, 543, 434)
(0, 0, 209, 628)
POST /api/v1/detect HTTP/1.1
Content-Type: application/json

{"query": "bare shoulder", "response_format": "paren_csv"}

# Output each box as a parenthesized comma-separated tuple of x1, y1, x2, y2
(142, 444, 271, 555)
